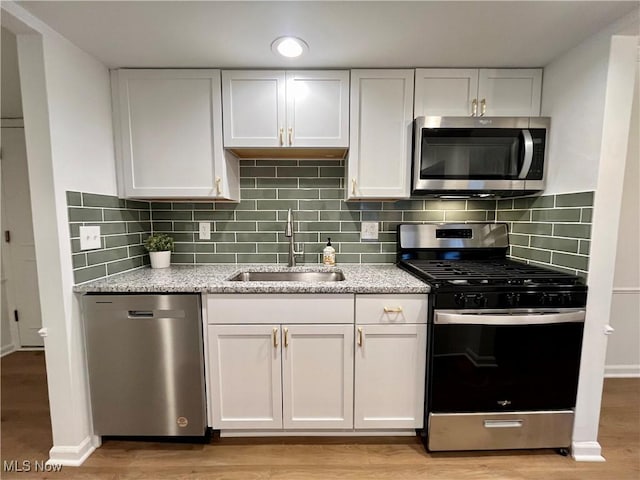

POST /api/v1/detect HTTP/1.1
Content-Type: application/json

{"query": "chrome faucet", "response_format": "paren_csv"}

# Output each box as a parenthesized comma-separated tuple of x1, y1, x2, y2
(285, 209, 303, 267)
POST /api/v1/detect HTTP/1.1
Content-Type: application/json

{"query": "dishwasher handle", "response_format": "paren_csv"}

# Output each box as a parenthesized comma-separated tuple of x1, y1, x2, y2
(128, 310, 154, 318)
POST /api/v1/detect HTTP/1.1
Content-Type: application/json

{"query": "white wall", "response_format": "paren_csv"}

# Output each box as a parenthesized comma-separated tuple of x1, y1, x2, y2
(606, 62, 640, 378)
(540, 9, 639, 461)
(541, 11, 639, 195)
(1, 27, 23, 118)
(3, 1, 117, 466)
(571, 34, 637, 461)
(1, 27, 20, 355)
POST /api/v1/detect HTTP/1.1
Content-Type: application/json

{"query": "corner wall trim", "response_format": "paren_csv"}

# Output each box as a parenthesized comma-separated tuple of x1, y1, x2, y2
(572, 441, 605, 462)
(1, 344, 17, 358)
(47, 436, 96, 467)
(605, 364, 640, 378)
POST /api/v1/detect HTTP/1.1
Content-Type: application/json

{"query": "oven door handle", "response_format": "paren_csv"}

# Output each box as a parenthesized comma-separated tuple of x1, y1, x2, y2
(434, 309, 586, 325)
(517, 129, 534, 179)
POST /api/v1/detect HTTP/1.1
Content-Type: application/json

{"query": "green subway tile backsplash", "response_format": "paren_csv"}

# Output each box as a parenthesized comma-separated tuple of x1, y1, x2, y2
(67, 191, 151, 284)
(68, 163, 594, 281)
(498, 191, 594, 276)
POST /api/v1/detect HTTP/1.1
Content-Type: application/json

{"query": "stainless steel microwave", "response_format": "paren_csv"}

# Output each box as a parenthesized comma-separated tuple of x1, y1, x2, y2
(412, 116, 550, 197)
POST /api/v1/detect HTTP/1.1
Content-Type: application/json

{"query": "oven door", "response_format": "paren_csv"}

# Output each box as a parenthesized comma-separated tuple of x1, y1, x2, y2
(430, 308, 585, 413)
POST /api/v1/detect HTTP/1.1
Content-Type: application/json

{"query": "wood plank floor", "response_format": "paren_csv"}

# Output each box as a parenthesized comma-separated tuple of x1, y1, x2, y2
(1, 351, 638, 479)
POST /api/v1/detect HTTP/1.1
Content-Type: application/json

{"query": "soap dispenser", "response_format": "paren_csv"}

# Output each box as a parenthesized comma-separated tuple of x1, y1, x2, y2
(323, 238, 336, 266)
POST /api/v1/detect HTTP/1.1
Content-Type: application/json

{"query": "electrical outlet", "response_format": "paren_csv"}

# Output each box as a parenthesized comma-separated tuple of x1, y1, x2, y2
(79, 226, 101, 250)
(198, 222, 211, 240)
(361, 221, 379, 241)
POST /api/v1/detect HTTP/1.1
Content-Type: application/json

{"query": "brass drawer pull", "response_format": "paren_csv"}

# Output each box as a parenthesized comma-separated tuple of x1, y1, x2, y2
(284, 327, 289, 347)
(357, 327, 363, 347)
(272, 327, 278, 348)
(384, 306, 403, 313)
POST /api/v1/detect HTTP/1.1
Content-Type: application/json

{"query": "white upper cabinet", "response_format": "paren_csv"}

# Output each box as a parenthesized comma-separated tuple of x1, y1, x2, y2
(415, 68, 542, 117)
(221, 70, 286, 148)
(347, 70, 414, 200)
(112, 69, 239, 200)
(477, 69, 542, 117)
(222, 70, 349, 150)
(414, 68, 479, 117)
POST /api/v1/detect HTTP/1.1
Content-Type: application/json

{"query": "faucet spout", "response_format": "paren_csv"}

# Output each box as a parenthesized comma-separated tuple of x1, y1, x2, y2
(285, 209, 303, 267)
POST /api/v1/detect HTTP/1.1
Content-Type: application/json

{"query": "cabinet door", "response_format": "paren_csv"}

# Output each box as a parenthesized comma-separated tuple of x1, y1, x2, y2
(113, 69, 238, 200)
(414, 68, 479, 117)
(348, 70, 414, 199)
(208, 325, 282, 429)
(354, 324, 427, 429)
(478, 69, 542, 116)
(282, 324, 354, 429)
(222, 70, 286, 147)
(286, 71, 349, 147)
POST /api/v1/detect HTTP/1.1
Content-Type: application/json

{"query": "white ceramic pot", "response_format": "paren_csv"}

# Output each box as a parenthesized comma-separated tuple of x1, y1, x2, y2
(149, 251, 171, 269)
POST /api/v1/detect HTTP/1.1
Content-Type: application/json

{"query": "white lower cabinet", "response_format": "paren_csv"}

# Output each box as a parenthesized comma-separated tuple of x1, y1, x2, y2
(207, 293, 427, 434)
(208, 325, 283, 429)
(282, 324, 354, 429)
(354, 294, 428, 429)
(208, 322, 353, 430)
(354, 324, 427, 429)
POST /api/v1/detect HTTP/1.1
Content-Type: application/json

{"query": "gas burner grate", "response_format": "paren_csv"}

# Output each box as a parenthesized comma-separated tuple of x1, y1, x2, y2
(404, 259, 578, 282)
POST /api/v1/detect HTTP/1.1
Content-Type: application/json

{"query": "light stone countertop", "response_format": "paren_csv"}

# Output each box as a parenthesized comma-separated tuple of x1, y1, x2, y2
(73, 264, 430, 294)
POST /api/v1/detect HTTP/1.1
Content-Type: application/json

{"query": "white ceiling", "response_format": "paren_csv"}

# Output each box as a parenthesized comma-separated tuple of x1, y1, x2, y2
(14, 1, 640, 69)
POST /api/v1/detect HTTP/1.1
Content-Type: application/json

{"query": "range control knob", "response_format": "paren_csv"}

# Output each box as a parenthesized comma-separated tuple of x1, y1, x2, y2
(471, 294, 487, 308)
(561, 293, 573, 306)
(454, 293, 466, 307)
(506, 293, 521, 307)
(539, 292, 549, 305)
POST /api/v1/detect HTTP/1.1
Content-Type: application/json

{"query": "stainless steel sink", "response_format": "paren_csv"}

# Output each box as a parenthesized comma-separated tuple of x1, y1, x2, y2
(228, 271, 345, 282)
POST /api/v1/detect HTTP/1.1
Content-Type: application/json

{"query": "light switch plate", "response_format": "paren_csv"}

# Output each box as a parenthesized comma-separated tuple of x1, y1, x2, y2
(79, 226, 101, 250)
(361, 221, 379, 241)
(198, 222, 211, 240)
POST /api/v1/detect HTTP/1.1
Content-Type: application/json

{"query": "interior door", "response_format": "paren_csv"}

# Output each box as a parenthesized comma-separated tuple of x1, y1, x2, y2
(1, 125, 43, 347)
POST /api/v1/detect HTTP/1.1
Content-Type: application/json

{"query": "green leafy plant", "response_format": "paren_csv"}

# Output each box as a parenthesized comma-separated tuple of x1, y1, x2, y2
(144, 233, 174, 252)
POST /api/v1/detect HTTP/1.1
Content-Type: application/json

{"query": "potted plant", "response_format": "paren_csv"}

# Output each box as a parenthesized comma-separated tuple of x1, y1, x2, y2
(144, 233, 174, 269)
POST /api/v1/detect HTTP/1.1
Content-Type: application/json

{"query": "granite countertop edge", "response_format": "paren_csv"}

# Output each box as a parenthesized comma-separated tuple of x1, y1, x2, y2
(73, 264, 431, 294)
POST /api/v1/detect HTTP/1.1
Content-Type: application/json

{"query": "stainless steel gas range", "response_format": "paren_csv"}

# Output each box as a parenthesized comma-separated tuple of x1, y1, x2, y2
(397, 223, 587, 452)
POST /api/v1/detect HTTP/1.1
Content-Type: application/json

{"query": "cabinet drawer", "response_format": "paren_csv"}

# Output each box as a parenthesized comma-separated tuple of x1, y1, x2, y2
(355, 294, 427, 324)
(208, 294, 354, 324)
(428, 411, 573, 451)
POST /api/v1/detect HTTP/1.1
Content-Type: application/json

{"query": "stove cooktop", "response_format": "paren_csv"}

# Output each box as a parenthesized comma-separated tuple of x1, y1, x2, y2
(401, 258, 583, 287)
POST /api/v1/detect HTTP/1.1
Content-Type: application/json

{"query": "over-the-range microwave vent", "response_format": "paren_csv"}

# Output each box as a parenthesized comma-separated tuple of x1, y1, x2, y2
(412, 116, 550, 199)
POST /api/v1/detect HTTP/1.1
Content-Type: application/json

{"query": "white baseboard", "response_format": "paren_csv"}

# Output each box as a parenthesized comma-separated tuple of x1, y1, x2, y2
(48, 436, 96, 467)
(1, 343, 17, 357)
(571, 441, 605, 462)
(604, 364, 640, 378)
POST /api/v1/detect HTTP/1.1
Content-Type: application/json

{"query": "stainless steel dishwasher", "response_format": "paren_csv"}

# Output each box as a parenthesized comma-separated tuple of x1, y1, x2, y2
(83, 294, 206, 437)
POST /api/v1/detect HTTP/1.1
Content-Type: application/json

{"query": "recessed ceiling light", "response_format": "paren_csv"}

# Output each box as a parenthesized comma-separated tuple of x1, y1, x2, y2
(271, 36, 309, 58)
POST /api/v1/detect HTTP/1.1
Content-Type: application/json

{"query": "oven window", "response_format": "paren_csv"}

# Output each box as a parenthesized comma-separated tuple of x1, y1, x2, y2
(430, 323, 584, 413)
(420, 129, 524, 180)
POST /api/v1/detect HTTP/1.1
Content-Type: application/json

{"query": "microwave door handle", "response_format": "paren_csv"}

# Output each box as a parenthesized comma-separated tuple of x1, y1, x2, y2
(518, 129, 534, 179)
